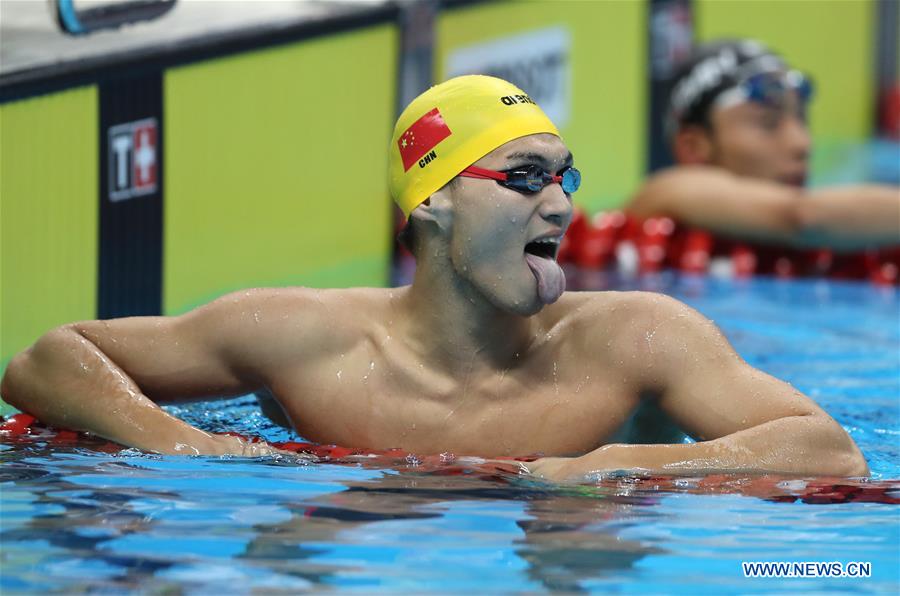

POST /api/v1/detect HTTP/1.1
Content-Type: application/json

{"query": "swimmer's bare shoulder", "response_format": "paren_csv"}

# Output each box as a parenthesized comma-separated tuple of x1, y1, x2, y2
(202, 286, 381, 368)
(527, 290, 869, 479)
(554, 288, 754, 404)
(0, 285, 386, 454)
(549, 289, 686, 365)
(165, 285, 405, 398)
(236, 285, 397, 387)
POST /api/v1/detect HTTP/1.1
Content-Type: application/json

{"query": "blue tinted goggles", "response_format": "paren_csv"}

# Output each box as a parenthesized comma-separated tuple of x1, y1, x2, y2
(715, 70, 814, 111)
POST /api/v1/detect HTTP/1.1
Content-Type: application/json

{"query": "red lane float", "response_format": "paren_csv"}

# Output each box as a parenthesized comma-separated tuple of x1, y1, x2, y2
(3, 413, 898, 504)
(559, 207, 900, 284)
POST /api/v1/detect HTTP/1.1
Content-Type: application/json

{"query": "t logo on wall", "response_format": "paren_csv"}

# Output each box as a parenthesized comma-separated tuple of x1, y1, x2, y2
(108, 118, 158, 201)
(446, 27, 571, 128)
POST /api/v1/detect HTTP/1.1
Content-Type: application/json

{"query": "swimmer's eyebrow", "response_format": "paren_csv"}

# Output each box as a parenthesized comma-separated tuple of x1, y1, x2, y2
(505, 151, 574, 170)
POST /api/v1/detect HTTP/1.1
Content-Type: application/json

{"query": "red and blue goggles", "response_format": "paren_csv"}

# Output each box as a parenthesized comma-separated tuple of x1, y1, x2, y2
(459, 164, 582, 195)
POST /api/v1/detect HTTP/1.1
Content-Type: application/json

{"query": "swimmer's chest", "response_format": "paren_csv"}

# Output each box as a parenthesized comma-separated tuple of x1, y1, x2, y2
(272, 349, 637, 457)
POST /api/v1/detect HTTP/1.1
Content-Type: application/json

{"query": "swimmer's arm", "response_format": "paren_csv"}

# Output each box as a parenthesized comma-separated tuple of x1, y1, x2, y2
(628, 166, 900, 251)
(534, 414, 866, 482)
(529, 296, 868, 482)
(0, 289, 313, 455)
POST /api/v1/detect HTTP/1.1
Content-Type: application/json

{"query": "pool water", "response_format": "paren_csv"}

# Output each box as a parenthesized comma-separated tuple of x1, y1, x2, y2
(2, 274, 898, 593)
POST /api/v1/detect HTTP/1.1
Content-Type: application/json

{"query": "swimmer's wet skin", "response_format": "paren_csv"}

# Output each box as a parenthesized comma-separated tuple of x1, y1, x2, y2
(0, 75, 868, 482)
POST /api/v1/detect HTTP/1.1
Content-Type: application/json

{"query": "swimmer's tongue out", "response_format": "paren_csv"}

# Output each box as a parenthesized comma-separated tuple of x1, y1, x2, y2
(524, 253, 566, 304)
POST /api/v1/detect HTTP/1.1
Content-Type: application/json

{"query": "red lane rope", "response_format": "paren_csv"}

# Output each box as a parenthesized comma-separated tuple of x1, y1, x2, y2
(2, 413, 898, 504)
(557, 209, 900, 284)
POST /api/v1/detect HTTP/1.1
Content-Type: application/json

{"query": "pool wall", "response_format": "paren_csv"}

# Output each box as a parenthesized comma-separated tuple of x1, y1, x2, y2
(1, 87, 100, 373)
(162, 26, 398, 314)
(1, 6, 402, 388)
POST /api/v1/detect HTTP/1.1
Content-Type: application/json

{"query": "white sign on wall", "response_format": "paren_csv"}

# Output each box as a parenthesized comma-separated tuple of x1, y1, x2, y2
(108, 118, 158, 201)
(446, 26, 572, 128)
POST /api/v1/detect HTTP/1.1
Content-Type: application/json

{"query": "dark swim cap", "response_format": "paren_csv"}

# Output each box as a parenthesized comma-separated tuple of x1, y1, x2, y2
(665, 39, 786, 138)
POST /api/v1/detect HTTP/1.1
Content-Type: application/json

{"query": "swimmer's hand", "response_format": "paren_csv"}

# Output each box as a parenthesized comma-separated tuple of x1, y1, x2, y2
(522, 456, 581, 482)
(523, 447, 633, 482)
(200, 434, 296, 458)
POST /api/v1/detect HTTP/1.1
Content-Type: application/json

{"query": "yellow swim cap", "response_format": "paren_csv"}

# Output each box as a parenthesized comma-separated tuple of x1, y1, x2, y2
(389, 75, 560, 217)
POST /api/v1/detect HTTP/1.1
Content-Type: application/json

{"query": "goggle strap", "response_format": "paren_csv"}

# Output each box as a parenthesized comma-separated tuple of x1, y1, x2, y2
(462, 165, 564, 183)
(459, 166, 508, 182)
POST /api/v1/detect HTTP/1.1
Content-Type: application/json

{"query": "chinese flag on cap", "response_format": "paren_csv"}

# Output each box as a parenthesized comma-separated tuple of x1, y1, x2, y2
(398, 108, 452, 171)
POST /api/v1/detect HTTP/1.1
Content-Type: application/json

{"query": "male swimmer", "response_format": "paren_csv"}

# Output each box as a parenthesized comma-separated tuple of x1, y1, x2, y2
(628, 39, 900, 253)
(1, 75, 868, 481)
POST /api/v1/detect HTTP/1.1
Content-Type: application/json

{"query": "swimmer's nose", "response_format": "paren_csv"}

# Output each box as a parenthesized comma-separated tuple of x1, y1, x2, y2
(538, 182, 573, 228)
(782, 115, 811, 164)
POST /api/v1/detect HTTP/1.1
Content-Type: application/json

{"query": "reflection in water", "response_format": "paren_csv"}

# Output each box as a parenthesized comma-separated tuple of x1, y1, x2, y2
(1, 443, 658, 592)
(515, 495, 659, 592)
(1, 449, 177, 591)
(240, 471, 658, 592)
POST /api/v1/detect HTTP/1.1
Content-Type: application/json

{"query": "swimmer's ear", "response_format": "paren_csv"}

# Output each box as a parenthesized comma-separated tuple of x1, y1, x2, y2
(672, 125, 714, 165)
(410, 188, 454, 233)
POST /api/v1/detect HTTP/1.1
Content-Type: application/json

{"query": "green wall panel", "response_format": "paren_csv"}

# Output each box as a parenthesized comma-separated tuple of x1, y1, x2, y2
(435, 0, 647, 213)
(164, 24, 399, 314)
(0, 86, 99, 376)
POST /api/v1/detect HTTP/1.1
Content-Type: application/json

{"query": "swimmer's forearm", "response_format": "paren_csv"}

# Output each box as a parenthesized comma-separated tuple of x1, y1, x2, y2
(634, 170, 899, 250)
(799, 186, 900, 250)
(538, 414, 868, 481)
(1, 326, 222, 455)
